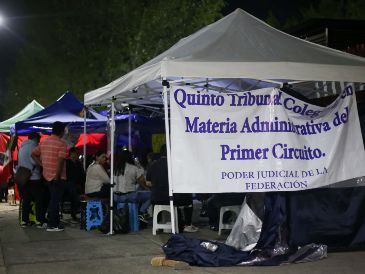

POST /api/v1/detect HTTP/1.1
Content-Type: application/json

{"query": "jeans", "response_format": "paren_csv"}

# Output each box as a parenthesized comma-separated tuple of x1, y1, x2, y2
(47, 180, 65, 228)
(114, 191, 151, 214)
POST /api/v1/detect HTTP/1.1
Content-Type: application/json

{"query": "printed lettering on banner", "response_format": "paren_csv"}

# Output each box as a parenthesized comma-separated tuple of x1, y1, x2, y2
(170, 86, 365, 193)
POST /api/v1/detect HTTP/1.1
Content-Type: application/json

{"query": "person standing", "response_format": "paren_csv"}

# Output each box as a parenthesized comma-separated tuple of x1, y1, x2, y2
(18, 132, 46, 227)
(32, 121, 68, 232)
(65, 147, 84, 220)
(0, 171, 8, 202)
(66, 147, 85, 195)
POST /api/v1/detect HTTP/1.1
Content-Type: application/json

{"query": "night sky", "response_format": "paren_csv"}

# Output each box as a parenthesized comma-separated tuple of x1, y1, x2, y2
(0, 0, 317, 104)
(0, 0, 25, 98)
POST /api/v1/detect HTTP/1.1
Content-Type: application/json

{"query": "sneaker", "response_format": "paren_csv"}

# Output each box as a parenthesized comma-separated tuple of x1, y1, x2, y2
(36, 222, 48, 229)
(209, 225, 218, 231)
(138, 214, 149, 224)
(69, 218, 79, 224)
(183, 225, 199, 233)
(71, 214, 80, 220)
(200, 210, 208, 217)
(46, 226, 65, 232)
(20, 221, 30, 228)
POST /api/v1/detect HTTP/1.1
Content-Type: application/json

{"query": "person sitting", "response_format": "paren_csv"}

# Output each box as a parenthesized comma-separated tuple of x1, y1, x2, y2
(146, 144, 198, 233)
(85, 150, 110, 198)
(113, 149, 151, 221)
(141, 150, 156, 173)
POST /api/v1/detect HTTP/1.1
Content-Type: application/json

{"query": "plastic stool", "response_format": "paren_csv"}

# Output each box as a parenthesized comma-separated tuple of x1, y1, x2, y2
(152, 205, 178, 235)
(80, 200, 104, 231)
(218, 205, 241, 235)
(117, 202, 140, 232)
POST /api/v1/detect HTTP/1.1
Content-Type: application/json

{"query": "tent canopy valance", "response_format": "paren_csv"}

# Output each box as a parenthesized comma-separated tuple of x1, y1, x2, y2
(84, 9, 365, 106)
(15, 91, 107, 135)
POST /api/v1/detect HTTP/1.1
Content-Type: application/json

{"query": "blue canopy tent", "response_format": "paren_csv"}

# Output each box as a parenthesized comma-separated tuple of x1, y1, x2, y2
(99, 110, 165, 158)
(14, 92, 107, 135)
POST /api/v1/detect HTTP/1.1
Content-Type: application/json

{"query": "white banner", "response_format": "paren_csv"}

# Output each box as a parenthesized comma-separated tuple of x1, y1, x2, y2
(170, 86, 365, 193)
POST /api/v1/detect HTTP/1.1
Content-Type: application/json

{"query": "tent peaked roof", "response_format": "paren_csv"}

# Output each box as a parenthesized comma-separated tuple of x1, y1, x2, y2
(0, 100, 44, 133)
(146, 8, 365, 65)
(85, 8, 365, 105)
(15, 91, 106, 134)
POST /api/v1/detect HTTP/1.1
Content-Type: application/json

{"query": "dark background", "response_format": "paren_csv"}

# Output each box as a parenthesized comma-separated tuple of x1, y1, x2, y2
(4, 0, 365, 121)
(0, 0, 317, 100)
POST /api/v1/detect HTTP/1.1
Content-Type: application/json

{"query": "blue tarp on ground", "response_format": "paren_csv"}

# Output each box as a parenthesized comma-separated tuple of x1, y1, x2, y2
(14, 92, 107, 134)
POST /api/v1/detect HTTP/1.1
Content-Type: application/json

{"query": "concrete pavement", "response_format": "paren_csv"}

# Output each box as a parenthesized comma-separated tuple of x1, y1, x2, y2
(1, 203, 365, 274)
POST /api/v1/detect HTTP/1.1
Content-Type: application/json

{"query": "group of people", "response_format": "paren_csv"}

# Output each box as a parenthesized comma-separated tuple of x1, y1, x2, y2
(83, 144, 199, 233)
(18, 121, 84, 231)
(16, 120, 244, 234)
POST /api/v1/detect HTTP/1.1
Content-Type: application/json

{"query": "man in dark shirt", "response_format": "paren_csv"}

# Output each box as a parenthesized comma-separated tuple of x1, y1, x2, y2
(146, 144, 197, 232)
(64, 147, 85, 220)
(66, 147, 85, 195)
(146, 149, 169, 204)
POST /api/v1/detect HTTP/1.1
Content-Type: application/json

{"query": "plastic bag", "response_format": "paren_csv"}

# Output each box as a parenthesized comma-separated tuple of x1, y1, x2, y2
(226, 197, 262, 250)
(99, 206, 130, 234)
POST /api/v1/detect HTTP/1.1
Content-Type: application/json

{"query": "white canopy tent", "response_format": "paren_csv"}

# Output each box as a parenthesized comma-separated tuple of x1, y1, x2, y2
(84, 9, 365, 234)
(85, 8, 365, 107)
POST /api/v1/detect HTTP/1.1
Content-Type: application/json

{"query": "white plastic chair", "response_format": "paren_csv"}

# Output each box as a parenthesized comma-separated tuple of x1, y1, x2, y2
(152, 205, 179, 235)
(218, 205, 241, 235)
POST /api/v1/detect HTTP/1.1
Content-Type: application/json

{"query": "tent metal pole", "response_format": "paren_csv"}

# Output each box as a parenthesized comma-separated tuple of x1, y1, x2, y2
(163, 79, 176, 234)
(128, 109, 132, 152)
(83, 108, 87, 170)
(109, 99, 116, 235)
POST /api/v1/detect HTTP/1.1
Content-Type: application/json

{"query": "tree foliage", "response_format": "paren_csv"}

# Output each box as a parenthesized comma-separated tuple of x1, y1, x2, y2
(301, 0, 365, 21)
(2, 0, 224, 117)
(265, 10, 281, 29)
(266, 0, 365, 29)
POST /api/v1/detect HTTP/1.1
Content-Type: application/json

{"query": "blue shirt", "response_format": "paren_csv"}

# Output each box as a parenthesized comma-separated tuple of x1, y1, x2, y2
(17, 139, 41, 180)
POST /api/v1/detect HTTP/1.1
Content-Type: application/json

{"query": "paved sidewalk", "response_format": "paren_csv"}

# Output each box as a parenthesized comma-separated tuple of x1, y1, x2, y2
(1, 203, 365, 274)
